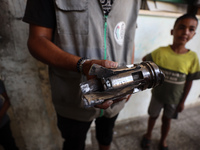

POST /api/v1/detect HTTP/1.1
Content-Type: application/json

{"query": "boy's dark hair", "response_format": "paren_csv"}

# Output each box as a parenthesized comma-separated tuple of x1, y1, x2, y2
(174, 13, 198, 28)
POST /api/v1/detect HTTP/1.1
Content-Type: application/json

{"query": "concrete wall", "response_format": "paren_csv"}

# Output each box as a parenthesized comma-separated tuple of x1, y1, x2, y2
(0, 1, 62, 149)
(0, 1, 200, 149)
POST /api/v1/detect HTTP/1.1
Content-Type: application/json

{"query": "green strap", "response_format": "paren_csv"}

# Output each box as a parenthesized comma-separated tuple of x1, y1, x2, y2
(104, 15, 108, 60)
(100, 16, 108, 117)
(99, 109, 104, 117)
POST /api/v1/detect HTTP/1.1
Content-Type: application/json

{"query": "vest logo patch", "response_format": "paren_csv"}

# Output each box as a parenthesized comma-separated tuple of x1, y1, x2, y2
(114, 22, 125, 46)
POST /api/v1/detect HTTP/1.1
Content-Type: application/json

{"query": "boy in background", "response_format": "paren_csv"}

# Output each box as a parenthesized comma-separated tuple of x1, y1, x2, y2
(141, 14, 200, 150)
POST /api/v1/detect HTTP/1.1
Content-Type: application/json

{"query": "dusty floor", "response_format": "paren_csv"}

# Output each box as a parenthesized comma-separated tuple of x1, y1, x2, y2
(86, 103, 200, 150)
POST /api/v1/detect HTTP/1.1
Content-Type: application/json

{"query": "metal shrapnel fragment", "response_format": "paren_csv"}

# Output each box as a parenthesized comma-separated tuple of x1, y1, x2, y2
(80, 61, 165, 107)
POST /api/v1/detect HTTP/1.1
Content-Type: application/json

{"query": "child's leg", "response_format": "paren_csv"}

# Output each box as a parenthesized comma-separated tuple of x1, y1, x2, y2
(160, 103, 176, 148)
(141, 116, 158, 149)
(141, 97, 163, 149)
(145, 96, 163, 139)
(160, 115, 171, 147)
(145, 116, 158, 139)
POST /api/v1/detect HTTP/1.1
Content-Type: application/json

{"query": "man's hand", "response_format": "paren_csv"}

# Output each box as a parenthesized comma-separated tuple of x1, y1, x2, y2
(94, 95, 130, 109)
(94, 100, 114, 109)
(82, 59, 118, 79)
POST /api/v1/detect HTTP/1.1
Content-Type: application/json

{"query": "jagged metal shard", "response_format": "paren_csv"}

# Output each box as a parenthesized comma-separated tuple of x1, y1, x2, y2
(80, 61, 165, 107)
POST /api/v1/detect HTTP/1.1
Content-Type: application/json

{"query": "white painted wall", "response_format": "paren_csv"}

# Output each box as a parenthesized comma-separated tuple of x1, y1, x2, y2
(117, 11, 200, 121)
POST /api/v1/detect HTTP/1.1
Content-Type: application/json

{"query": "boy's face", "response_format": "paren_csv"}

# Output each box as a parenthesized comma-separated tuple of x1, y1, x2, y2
(171, 18, 198, 45)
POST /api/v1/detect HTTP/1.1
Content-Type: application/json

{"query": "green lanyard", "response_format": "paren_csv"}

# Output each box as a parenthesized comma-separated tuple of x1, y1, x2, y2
(104, 15, 108, 60)
(99, 109, 104, 117)
(99, 15, 108, 117)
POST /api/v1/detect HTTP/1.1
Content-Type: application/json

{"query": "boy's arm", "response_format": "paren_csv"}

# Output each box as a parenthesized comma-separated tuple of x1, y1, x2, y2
(142, 53, 152, 62)
(142, 56, 146, 61)
(176, 80, 193, 112)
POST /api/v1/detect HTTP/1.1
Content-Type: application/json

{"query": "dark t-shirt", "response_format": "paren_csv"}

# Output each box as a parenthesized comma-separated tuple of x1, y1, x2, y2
(23, 0, 56, 28)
